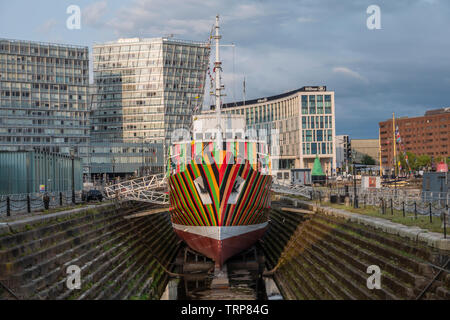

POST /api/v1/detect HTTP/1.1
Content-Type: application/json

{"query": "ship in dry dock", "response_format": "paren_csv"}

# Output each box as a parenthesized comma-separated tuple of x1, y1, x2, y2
(167, 15, 272, 267)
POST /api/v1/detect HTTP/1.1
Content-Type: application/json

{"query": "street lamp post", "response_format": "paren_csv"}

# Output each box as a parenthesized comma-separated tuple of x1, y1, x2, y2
(353, 152, 358, 208)
(112, 157, 116, 184)
(70, 148, 75, 204)
(141, 139, 144, 176)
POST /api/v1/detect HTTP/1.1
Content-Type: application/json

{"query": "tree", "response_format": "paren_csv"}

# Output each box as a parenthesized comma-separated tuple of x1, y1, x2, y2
(361, 154, 376, 165)
(399, 151, 418, 171)
(398, 153, 407, 171)
(417, 154, 431, 169)
(434, 155, 443, 163)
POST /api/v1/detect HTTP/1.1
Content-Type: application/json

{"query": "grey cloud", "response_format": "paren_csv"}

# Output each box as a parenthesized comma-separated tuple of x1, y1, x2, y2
(83, 1, 108, 28)
(92, 0, 450, 139)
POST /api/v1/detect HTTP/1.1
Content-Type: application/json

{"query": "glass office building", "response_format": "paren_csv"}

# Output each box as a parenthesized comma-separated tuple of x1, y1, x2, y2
(204, 86, 336, 182)
(0, 39, 90, 157)
(90, 37, 210, 175)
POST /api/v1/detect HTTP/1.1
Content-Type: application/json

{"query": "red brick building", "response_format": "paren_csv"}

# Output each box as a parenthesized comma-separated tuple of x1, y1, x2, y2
(379, 108, 450, 171)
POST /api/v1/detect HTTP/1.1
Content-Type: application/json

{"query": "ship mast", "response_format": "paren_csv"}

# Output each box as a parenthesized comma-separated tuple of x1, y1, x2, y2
(213, 14, 223, 150)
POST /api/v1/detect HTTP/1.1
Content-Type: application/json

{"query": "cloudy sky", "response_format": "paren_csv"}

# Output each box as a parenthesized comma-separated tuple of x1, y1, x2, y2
(1, 0, 449, 139)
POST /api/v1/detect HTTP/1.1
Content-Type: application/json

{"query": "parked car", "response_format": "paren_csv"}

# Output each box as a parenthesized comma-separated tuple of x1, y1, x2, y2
(83, 189, 103, 202)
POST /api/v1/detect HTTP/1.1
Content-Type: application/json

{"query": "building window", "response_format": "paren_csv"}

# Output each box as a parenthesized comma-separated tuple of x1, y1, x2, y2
(325, 95, 332, 114)
(317, 95, 323, 114)
(301, 96, 308, 114)
(317, 130, 323, 141)
(309, 95, 316, 114)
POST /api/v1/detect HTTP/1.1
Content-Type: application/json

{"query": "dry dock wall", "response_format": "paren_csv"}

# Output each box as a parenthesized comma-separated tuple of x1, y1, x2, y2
(0, 201, 179, 300)
(262, 197, 450, 300)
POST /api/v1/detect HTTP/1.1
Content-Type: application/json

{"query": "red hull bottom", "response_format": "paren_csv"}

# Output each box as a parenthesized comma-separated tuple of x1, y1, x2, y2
(173, 223, 267, 267)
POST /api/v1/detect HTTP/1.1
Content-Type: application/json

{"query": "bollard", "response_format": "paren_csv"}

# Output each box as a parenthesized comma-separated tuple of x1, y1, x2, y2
(6, 196, 10, 217)
(344, 196, 350, 207)
(59, 192, 63, 206)
(319, 192, 322, 203)
(310, 191, 313, 201)
(381, 198, 384, 215)
(43, 193, 50, 210)
(429, 203, 432, 223)
(27, 195, 31, 213)
(414, 201, 417, 220)
(390, 198, 393, 215)
(402, 201, 405, 218)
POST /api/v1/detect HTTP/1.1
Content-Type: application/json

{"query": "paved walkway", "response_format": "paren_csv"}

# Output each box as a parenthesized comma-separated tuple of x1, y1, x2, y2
(0, 202, 112, 236)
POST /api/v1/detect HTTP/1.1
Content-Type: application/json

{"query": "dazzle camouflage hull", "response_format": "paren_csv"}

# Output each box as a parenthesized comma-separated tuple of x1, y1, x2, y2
(168, 143, 272, 266)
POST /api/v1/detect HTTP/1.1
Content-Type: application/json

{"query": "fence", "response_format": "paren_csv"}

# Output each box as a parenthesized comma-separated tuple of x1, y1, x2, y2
(310, 187, 449, 238)
(0, 190, 83, 218)
(317, 186, 449, 207)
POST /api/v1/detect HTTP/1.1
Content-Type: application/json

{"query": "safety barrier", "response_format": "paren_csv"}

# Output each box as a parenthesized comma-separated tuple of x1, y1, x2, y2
(0, 191, 83, 217)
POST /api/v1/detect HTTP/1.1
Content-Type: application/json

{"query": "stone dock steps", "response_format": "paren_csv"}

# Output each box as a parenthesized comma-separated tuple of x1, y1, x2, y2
(0, 202, 179, 300)
(262, 204, 450, 300)
(2, 206, 146, 284)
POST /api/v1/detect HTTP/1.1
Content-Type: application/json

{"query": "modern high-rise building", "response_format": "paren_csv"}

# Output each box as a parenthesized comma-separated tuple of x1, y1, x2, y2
(0, 39, 90, 157)
(90, 37, 210, 175)
(204, 86, 336, 182)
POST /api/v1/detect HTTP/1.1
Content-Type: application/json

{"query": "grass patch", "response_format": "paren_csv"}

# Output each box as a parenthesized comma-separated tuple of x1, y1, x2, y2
(324, 202, 446, 234)
(0, 205, 109, 239)
(130, 293, 150, 300)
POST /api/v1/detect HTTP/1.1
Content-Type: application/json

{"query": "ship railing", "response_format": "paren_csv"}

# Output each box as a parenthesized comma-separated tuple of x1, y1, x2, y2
(104, 173, 169, 205)
(271, 176, 313, 198)
(116, 188, 169, 205)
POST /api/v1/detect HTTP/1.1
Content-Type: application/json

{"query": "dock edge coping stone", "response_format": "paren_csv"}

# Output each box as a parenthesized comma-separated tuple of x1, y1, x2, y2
(279, 196, 450, 252)
(0, 202, 114, 236)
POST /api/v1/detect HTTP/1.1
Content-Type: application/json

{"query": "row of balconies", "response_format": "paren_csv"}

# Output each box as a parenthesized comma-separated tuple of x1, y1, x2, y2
(0, 50, 87, 59)
(0, 61, 88, 69)
(0, 75, 88, 84)
(0, 68, 87, 77)
(1, 124, 90, 131)
(0, 115, 88, 123)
